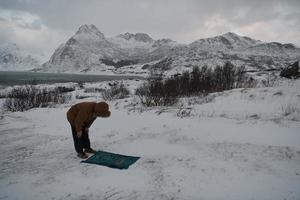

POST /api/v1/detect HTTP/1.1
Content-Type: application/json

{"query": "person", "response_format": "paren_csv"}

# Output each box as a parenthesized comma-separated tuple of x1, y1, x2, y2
(67, 101, 111, 159)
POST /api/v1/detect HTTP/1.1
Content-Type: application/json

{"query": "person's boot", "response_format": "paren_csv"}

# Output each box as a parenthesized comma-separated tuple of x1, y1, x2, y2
(84, 148, 97, 154)
(77, 152, 88, 159)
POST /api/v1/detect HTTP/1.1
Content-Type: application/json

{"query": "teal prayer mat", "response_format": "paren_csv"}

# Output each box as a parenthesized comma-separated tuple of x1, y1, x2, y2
(81, 151, 140, 169)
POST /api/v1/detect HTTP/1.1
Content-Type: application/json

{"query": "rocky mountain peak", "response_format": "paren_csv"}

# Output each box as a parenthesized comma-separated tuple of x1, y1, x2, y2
(221, 32, 252, 40)
(75, 24, 105, 39)
(221, 32, 240, 38)
(118, 32, 153, 43)
(120, 32, 135, 40)
(221, 32, 260, 46)
(190, 32, 260, 50)
(134, 33, 154, 43)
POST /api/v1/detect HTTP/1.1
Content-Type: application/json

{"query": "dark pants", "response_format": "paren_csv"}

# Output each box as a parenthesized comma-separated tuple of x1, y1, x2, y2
(71, 125, 91, 154)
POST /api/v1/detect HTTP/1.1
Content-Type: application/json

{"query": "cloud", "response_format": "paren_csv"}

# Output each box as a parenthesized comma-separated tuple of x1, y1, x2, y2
(0, 8, 43, 30)
(0, 9, 71, 57)
(0, 0, 300, 57)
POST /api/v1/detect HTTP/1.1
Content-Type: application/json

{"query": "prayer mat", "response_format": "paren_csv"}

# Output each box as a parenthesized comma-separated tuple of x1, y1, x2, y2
(81, 150, 140, 169)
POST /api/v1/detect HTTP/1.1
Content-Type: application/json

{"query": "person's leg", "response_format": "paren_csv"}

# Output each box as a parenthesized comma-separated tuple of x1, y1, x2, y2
(71, 125, 87, 158)
(82, 127, 91, 149)
(82, 127, 96, 153)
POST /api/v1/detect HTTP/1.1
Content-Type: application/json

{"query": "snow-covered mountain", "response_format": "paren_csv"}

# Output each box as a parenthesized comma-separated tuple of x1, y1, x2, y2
(40, 24, 300, 75)
(0, 43, 45, 71)
(41, 24, 182, 73)
(190, 32, 261, 51)
(164, 32, 300, 75)
(41, 24, 129, 73)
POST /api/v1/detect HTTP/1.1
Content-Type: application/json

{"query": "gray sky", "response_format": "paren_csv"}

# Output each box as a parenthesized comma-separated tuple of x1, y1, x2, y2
(0, 0, 300, 57)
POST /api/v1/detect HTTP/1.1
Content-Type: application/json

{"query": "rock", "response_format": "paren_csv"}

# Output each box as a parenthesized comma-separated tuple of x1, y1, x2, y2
(280, 61, 300, 79)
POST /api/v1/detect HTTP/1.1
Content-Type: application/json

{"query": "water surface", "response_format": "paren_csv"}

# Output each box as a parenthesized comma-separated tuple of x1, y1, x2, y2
(0, 71, 143, 86)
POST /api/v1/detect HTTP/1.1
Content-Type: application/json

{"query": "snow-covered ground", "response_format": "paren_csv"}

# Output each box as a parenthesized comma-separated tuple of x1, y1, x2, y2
(0, 80, 300, 200)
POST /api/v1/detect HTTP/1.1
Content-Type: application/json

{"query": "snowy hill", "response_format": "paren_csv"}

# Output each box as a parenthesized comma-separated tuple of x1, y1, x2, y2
(40, 25, 300, 75)
(0, 43, 45, 71)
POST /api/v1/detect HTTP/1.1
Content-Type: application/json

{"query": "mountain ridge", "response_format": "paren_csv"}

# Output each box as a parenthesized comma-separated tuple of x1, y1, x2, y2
(2, 24, 299, 75)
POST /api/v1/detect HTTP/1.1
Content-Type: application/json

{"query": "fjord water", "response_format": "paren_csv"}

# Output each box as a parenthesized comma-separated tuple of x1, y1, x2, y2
(0, 71, 142, 86)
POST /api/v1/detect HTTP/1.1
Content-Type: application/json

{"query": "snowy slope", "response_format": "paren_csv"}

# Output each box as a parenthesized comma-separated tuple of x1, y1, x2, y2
(0, 79, 299, 199)
(0, 43, 45, 71)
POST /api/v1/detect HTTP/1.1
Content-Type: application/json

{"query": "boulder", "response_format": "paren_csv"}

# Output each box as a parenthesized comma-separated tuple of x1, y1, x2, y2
(280, 61, 300, 79)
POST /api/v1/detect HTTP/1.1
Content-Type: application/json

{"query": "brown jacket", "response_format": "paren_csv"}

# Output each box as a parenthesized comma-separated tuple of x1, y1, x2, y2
(67, 102, 110, 133)
(67, 102, 97, 133)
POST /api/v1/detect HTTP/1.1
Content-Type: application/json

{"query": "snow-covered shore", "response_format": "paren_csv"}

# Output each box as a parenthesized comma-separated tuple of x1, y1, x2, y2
(0, 80, 300, 200)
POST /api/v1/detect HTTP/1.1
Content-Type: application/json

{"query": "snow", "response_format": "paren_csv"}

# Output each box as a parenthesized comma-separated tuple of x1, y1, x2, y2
(0, 79, 300, 200)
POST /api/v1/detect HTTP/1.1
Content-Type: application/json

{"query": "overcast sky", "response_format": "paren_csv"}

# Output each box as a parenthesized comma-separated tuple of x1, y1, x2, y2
(0, 0, 299, 57)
